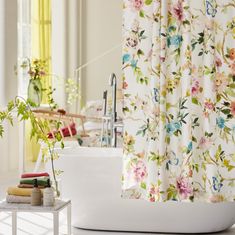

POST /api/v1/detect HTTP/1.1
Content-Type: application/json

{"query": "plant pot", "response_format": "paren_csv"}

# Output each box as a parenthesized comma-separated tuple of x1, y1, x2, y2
(28, 78, 42, 106)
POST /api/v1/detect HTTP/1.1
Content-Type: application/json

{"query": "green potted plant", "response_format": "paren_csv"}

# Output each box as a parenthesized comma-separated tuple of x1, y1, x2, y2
(21, 58, 48, 107)
(0, 59, 64, 197)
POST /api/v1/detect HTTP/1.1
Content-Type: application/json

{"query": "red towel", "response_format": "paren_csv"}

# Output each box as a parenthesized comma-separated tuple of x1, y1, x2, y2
(48, 122, 77, 139)
(21, 172, 49, 178)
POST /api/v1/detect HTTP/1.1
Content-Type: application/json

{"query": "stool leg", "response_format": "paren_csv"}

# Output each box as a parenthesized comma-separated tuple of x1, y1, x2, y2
(53, 212, 59, 235)
(12, 211, 17, 235)
(67, 203, 72, 235)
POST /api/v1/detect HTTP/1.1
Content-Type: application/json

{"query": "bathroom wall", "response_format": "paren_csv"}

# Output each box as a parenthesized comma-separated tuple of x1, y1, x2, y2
(51, 0, 80, 111)
(51, 0, 122, 110)
(0, 0, 19, 180)
(80, 0, 122, 104)
(0, 1, 6, 108)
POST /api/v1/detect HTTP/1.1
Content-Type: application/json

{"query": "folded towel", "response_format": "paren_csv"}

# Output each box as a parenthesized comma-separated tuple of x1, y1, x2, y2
(6, 195, 31, 204)
(20, 177, 49, 181)
(7, 187, 43, 196)
(7, 187, 33, 196)
(18, 184, 45, 189)
(19, 177, 50, 186)
(48, 122, 77, 139)
(21, 172, 49, 178)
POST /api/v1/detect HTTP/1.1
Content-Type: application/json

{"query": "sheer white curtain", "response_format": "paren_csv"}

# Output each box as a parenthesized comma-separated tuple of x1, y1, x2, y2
(0, 0, 19, 178)
(17, 0, 31, 98)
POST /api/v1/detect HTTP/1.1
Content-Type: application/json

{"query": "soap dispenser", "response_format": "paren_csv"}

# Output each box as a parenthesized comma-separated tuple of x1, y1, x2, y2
(43, 179, 55, 207)
(31, 179, 42, 206)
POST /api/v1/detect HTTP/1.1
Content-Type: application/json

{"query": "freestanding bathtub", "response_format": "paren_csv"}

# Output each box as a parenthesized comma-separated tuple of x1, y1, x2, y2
(50, 146, 235, 234)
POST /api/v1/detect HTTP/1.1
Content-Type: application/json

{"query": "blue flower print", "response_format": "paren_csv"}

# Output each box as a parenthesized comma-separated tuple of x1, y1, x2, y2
(166, 123, 176, 135)
(167, 35, 183, 47)
(216, 117, 225, 129)
(173, 121, 182, 130)
(131, 59, 138, 69)
(123, 54, 131, 64)
(187, 142, 193, 152)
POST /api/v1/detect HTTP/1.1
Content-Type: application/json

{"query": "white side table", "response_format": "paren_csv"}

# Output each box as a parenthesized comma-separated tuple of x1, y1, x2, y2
(0, 199, 71, 235)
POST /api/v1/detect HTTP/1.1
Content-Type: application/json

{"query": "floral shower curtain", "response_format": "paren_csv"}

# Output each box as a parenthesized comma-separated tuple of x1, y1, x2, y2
(122, 0, 235, 202)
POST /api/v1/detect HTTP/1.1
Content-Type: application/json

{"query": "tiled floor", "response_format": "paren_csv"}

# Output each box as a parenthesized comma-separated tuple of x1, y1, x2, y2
(1, 178, 235, 235)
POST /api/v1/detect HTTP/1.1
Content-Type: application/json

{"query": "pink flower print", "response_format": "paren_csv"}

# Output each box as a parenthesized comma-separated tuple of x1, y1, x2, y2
(204, 100, 214, 111)
(39, 70, 46, 76)
(229, 48, 235, 61)
(231, 101, 235, 117)
(204, 100, 214, 118)
(210, 194, 225, 203)
(191, 87, 198, 96)
(172, 1, 184, 22)
(214, 72, 228, 93)
(191, 78, 200, 96)
(160, 57, 165, 62)
(123, 81, 128, 90)
(176, 176, 193, 199)
(131, 160, 147, 182)
(149, 185, 160, 195)
(215, 57, 222, 67)
(149, 186, 156, 195)
(230, 62, 235, 76)
(188, 168, 193, 178)
(28, 70, 35, 77)
(148, 185, 160, 202)
(146, 49, 153, 61)
(125, 33, 138, 48)
(199, 137, 212, 149)
(129, 0, 144, 11)
(149, 197, 155, 202)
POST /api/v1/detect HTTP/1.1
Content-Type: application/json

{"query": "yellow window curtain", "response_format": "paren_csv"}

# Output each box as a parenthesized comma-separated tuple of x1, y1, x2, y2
(31, 0, 52, 102)
(26, 0, 52, 163)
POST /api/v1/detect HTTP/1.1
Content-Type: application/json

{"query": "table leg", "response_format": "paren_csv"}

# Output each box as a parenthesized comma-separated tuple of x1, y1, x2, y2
(53, 212, 59, 235)
(12, 211, 17, 235)
(67, 203, 72, 235)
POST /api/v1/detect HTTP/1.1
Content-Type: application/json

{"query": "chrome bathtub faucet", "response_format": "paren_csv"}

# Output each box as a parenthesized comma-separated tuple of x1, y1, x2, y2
(109, 73, 117, 147)
(100, 73, 123, 147)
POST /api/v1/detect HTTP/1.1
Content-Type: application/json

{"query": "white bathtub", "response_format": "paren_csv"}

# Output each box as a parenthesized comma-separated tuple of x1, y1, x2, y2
(51, 146, 235, 234)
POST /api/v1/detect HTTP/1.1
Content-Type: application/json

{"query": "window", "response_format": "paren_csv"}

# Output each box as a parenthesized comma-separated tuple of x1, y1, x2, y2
(17, 0, 31, 97)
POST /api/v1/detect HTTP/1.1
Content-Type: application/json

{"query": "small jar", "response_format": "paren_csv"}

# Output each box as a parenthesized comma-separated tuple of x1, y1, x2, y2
(43, 179, 55, 207)
(31, 179, 42, 206)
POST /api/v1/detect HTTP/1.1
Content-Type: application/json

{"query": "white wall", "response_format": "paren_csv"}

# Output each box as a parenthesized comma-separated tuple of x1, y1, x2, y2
(52, 0, 81, 112)
(0, 0, 19, 180)
(81, 0, 122, 104)
(52, 0, 122, 110)
(51, 0, 67, 109)
(0, 0, 6, 108)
